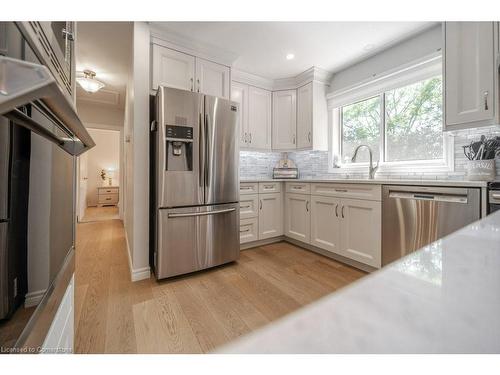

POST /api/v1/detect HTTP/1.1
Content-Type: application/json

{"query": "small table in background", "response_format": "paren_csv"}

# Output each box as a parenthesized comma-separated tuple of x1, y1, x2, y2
(97, 186, 119, 207)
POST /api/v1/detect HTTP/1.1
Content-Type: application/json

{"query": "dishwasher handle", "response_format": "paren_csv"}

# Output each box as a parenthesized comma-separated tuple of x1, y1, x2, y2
(388, 191, 468, 204)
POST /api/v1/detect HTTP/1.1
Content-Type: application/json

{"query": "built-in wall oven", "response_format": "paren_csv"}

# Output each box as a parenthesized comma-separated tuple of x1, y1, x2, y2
(0, 22, 93, 352)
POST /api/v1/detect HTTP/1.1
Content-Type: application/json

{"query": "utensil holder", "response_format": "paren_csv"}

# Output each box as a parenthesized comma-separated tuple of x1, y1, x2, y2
(466, 159, 496, 181)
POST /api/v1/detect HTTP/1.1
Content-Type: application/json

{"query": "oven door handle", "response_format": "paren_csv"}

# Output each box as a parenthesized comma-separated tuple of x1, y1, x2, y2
(168, 208, 236, 218)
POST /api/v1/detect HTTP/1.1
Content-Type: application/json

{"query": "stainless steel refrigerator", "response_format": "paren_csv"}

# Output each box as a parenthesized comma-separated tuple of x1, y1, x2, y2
(152, 86, 240, 279)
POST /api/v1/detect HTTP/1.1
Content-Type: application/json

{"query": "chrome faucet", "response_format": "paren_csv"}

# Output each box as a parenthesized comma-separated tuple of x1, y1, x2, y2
(351, 145, 379, 179)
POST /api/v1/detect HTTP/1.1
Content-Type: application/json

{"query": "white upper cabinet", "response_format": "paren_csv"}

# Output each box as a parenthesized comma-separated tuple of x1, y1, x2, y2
(152, 44, 195, 91)
(272, 90, 297, 150)
(152, 44, 230, 99)
(297, 82, 328, 151)
(248, 86, 272, 150)
(339, 198, 381, 268)
(231, 81, 249, 148)
(195, 57, 230, 99)
(444, 22, 498, 130)
(258, 192, 283, 240)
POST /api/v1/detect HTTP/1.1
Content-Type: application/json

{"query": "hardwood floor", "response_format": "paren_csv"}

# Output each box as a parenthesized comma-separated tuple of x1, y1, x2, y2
(75, 219, 366, 353)
(80, 206, 119, 223)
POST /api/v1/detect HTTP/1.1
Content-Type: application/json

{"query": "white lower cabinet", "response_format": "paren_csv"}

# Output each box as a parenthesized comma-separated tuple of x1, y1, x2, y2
(240, 194, 259, 219)
(310, 195, 341, 254)
(258, 192, 283, 239)
(240, 218, 259, 244)
(339, 198, 381, 268)
(285, 193, 310, 243)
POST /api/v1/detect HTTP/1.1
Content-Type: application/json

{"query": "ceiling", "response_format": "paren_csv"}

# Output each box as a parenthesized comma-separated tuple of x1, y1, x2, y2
(75, 22, 133, 110)
(151, 22, 437, 79)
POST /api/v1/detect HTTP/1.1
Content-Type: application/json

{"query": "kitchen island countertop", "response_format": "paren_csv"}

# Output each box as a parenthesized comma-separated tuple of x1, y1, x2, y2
(219, 210, 500, 353)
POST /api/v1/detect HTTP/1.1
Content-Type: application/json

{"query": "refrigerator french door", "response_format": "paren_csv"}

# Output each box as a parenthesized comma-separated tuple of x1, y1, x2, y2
(153, 86, 239, 279)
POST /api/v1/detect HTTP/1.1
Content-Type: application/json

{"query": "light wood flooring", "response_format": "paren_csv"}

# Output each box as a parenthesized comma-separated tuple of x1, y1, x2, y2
(75, 219, 366, 353)
(80, 206, 119, 223)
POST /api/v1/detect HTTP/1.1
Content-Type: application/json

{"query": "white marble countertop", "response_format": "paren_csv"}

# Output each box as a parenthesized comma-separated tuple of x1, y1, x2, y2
(240, 177, 489, 188)
(220, 211, 500, 353)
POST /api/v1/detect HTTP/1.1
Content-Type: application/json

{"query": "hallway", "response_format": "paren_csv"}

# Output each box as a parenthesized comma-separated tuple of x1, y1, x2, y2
(74, 219, 365, 353)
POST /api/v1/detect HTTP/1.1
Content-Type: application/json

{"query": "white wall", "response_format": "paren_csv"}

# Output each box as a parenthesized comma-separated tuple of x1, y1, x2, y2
(77, 102, 125, 127)
(123, 21, 150, 281)
(329, 24, 442, 93)
(85, 128, 121, 207)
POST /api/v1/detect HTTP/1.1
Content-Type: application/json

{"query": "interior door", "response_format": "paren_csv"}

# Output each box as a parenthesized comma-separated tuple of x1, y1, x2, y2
(272, 90, 297, 150)
(152, 44, 195, 91)
(204, 95, 239, 205)
(310, 195, 341, 253)
(195, 57, 230, 99)
(78, 151, 88, 221)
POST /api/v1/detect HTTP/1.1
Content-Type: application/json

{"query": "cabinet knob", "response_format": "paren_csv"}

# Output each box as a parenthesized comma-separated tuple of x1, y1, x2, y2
(197, 79, 200, 93)
(190, 78, 194, 92)
(484, 91, 489, 111)
(249, 133, 252, 143)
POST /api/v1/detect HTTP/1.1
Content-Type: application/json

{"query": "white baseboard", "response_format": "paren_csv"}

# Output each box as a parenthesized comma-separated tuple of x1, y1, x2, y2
(124, 227, 151, 282)
(25, 289, 47, 308)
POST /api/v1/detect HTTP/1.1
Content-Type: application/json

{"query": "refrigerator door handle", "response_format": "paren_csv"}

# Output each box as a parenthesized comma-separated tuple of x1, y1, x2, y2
(204, 112, 210, 198)
(199, 111, 205, 188)
(168, 208, 236, 218)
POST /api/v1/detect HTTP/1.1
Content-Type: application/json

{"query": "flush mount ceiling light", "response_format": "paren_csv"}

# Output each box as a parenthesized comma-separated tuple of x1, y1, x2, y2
(286, 53, 295, 60)
(77, 69, 105, 93)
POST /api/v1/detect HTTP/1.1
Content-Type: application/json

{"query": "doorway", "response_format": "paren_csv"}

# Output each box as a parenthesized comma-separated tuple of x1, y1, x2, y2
(77, 128, 121, 223)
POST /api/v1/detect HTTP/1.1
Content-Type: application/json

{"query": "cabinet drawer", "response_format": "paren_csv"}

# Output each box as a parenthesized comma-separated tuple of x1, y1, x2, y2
(98, 194, 119, 204)
(259, 182, 281, 194)
(240, 194, 259, 219)
(240, 218, 258, 244)
(310, 183, 381, 201)
(240, 182, 259, 195)
(285, 182, 310, 195)
(99, 187, 119, 195)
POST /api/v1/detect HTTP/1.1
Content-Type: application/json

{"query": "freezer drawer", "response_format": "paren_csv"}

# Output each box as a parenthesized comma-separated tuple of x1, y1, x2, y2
(156, 203, 240, 279)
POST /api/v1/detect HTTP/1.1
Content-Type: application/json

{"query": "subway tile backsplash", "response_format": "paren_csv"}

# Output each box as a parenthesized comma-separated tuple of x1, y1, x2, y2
(239, 126, 500, 180)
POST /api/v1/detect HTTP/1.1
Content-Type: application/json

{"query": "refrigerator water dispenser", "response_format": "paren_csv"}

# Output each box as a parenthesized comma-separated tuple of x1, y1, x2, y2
(165, 125, 193, 171)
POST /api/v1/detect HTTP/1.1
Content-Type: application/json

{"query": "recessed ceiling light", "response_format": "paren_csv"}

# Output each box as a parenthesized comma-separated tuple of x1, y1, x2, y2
(286, 53, 295, 60)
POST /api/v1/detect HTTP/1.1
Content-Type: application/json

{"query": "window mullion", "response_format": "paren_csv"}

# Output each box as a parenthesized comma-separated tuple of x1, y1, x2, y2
(380, 93, 385, 163)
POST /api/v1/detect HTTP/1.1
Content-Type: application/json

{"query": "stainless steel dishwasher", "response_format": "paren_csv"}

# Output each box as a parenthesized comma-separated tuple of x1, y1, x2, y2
(382, 185, 480, 266)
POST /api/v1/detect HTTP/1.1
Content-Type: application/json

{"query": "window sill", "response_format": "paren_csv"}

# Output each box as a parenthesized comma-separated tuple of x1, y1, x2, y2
(328, 160, 454, 175)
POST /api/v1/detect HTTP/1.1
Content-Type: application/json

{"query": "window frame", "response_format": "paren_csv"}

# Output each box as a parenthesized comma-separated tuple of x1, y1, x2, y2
(328, 55, 454, 174)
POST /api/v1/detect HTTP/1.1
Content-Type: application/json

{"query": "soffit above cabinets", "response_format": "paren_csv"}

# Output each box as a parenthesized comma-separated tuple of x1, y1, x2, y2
(149, 22, 438, 80)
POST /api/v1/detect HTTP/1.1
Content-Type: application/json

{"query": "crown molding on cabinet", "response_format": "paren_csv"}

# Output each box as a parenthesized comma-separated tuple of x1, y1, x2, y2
(149, 25, 237, 68)
(233, 66, 333, 91)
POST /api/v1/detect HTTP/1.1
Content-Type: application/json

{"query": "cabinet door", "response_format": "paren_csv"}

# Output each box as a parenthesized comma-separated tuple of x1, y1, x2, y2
(258, 193, 283, 239)
(445, 22, 495, 128)
(284, 193, 310, 243)
(240, 218, 259, 244)
(310, 195, 341, 254)
(248, 86, 272, 150)
(231, 82, 249, 148)
(340, 198, 381, 268)
(195, 57, 230, 99)
(272, 90, 297, 150)
(297, 82, 313, 149)
(152, 44, 195, 91)
(240, 194, 258, 219)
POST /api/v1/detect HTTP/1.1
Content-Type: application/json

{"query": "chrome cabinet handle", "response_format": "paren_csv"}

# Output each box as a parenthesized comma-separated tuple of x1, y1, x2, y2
(260, 200, 263, 210)
(335, 204, 338, 217)
(197, 79, 200, 93)
(168, 208, 236, 218)
(241, 205, 250, 209)
(484, 91, 489, 110)
(244, 132, 248, 143)
(308, 131, 311, 143)
(190, 78, 194, 91)
(306, 200, 309, 212)
(241, 186, 252, 190)
(341, 205, 345, 218)
(335, 189, 348, 193)
(249, 133, 252, 143)
(240, 228, 250, 233)
(62, 28, 74, 41)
